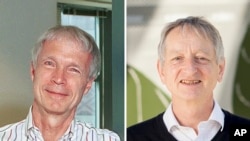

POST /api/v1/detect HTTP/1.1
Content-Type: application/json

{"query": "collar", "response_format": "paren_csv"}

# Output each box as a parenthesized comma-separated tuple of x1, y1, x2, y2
(24, 106, 75, 139)
(24, 106, 36, 137)
(208, 101, 225, 131)
(163, 101, 225, 132)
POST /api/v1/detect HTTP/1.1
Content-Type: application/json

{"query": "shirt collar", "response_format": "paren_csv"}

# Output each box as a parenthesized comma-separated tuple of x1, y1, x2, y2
(163, 103, 180, 132)
(61, 119, 75, 139)
(24, 106, 35, 137)
(24, 106, 76, 139)
(208, 101, 225, 131)
(163, 101, 225, 132)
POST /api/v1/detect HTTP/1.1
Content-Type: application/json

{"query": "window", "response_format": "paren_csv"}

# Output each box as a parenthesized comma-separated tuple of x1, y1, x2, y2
(58, 4, 107, 128)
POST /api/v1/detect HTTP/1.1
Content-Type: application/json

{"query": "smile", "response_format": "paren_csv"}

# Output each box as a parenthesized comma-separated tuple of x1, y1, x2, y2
(180, 80, 201, 85)
(46, 89, 68, 96)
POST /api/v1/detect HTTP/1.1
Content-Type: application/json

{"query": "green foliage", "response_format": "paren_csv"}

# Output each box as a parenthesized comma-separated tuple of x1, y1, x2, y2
(233, 25, 250, 119)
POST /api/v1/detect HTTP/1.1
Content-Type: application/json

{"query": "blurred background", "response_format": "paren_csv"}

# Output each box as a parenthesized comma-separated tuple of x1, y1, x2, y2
(127, 0, 250, 127)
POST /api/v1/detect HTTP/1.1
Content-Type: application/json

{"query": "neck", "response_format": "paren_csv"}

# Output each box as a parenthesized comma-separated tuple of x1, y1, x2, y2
(32, 104, 75, 141)
(172, 98, 214, 133)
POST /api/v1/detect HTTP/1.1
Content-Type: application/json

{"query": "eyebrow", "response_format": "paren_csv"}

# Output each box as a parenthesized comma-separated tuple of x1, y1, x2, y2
(41, 56, 82, 68)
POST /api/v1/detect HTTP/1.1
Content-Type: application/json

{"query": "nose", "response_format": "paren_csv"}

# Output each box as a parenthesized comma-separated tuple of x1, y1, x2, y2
(182, 58, 198, 74)
(51, 68, 66, 85)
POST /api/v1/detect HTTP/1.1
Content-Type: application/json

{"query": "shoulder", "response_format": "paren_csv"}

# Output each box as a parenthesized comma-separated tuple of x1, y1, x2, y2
(0, 120, 25, 138)
(222, 109, 250, 125)
(222, 109, 250, 134)
(213, 110, 250, 140)
(127, 113, 177, 141)
(92, 128, 120, 141)
(75, 121, 120, 141)
(0, 120, 25, 132)
(127, 113, 165, 132)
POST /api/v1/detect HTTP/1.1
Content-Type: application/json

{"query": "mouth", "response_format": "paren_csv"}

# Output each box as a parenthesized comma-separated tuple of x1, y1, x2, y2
(45, 89, 68, 96)
(180, 80, 202, 85)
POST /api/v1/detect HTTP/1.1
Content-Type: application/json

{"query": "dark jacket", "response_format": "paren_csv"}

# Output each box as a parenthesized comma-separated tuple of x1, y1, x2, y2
(127, 110, 250, 141)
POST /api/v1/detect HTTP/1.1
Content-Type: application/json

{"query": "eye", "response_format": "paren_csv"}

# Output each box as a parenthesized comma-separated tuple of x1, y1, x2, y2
(44, 60, 55, 67)
(196, 57, 209, 64)
(174, 57, 182, 60)
(170, 56, 184, 64)
(172, 56, 183, 61)
(198, 57, 205, 60)
(69, 67, 81, 74)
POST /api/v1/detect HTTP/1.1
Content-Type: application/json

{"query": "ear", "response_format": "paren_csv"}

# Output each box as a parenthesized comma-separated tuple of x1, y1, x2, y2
(217, 58, 225, 82)
(30, 62, 35, 82)
(157, 60, 166, 83)
(83, 79, 94, 95)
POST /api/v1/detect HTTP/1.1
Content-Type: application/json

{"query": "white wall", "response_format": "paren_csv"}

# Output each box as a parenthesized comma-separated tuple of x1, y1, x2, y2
(0, 0, 57, 126)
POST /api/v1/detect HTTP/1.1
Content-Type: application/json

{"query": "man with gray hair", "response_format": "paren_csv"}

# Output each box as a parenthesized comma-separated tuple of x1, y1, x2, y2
(127, 16, 250, 141)
(0, 25, 120, 141)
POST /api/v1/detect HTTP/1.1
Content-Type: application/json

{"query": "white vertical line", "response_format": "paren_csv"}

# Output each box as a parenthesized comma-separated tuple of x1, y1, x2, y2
(235, 82, 250, 108)
(154, 89, 170, 108)
(128, 68, 143, 122)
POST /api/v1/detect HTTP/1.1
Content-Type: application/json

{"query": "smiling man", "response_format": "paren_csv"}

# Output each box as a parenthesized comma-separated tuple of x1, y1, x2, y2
(127, 16, 250, 141)
(0, 26, 120, 141)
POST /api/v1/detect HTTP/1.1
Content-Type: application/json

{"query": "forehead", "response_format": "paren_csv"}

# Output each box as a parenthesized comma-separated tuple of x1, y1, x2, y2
(44, 34, 89, 55)
(167, 26, 209, 41)
(165, 27, 214, 52)
(39, 38, 91, 61)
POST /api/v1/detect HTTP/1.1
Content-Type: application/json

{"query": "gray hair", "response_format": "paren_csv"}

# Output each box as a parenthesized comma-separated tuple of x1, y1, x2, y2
(32, 25, 101, 79)
(158, 16, 224, 64)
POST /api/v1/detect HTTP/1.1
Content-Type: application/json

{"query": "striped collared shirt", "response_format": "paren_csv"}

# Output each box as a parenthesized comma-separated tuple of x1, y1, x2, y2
(163, 101, 224, 141)
(0, 107, 120, 141)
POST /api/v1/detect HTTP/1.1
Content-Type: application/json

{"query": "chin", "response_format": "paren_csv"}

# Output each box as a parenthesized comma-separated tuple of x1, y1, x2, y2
(177, 92, 202, 100)
(44, 104, 68, 114)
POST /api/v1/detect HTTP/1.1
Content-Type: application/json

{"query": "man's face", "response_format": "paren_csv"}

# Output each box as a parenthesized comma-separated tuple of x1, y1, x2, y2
(30, 38, 93, 115)
(158, 27, 225, 102)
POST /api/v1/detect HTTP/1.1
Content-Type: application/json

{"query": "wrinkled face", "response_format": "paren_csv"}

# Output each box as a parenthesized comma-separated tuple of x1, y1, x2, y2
(30, 38, 93, 115)
(158, 27, 225, 102)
